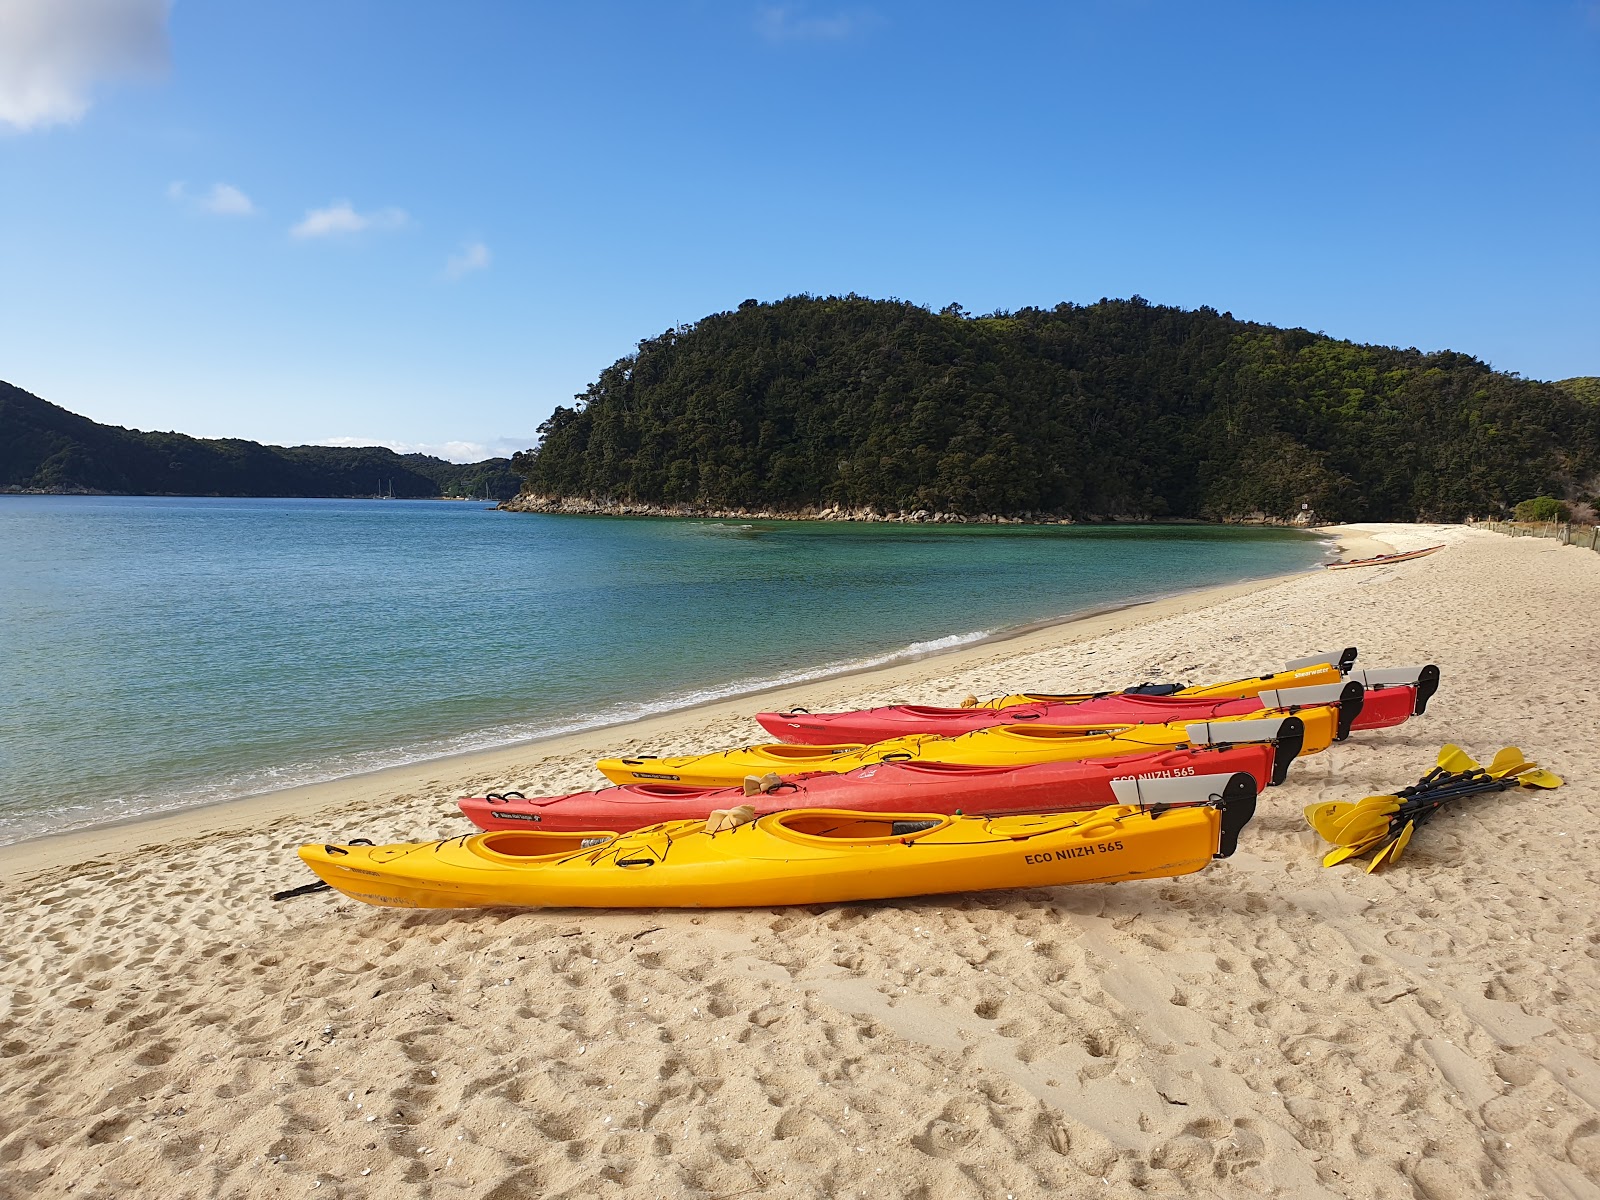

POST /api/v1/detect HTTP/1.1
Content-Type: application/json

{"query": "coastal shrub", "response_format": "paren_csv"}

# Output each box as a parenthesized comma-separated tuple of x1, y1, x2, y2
(1512, 496, 1571, 522)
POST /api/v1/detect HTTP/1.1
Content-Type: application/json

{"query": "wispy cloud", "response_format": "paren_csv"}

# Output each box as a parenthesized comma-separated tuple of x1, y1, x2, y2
(756, 4, 877, 42)
(444, 240, 491, 280)
(167, 180, 257, 216)
(0, 0, 170, 132)
(290, 200, 410, 240)
(317, 436, 531, 464)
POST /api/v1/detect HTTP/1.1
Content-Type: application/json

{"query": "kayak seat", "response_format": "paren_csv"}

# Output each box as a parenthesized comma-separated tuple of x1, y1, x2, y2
(474, 832, 615, 860)
(773, 812, 951, 843)
(763, 744, 865, 759)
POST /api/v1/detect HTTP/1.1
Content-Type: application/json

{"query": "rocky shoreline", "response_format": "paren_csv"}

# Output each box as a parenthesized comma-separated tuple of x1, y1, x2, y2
(497, 494, 1071, 524)
(497, 493, 1320, 527)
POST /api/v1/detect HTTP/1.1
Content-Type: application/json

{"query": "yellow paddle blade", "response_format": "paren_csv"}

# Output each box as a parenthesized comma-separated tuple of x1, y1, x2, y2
(1436, 743, 1479, 774)
(1322, 835, 1386, 867)
(1330, 810, 1397, 847)
(1305, 801, 1359, 840)
(1307, 795, 1400, 841)
(1365, 836, 1402, 873)
(1330, 792, 1398, 821)
(1517, 768, 1563, 789)
(1386, 820, 1416, 865)
(1485, 747, 1530, 779)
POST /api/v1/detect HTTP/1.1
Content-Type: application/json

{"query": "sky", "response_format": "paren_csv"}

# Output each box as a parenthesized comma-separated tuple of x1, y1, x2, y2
(1, 2, 1596, 462)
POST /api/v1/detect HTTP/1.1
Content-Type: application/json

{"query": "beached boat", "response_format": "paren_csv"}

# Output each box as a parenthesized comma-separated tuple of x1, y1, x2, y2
(761, 677, 1364, 745)
(757, 667, 1438, 745)
(978, 652, 1356, 709)
(596, 709, 1330, 790)
(460, 742, 1277, 833)
(1326, 545, 1445, 570)
(302, 775, 1257, 909)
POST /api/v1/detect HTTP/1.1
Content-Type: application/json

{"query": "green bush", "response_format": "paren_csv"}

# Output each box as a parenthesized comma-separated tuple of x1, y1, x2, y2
(1512, 496, 1571, 522)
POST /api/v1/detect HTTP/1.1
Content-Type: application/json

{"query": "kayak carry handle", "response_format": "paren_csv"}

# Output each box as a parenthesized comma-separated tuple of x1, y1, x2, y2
(1285, 647, 1358, 674)
(1348, 664, 1433, 690)
(1258, 679, 1365, 741)
(1185, 715, 1289, 746)
(1108, 773, 1236, 809)
(1269, 717, 1305, 784)
(271, 880, 334, 901)
(1185, 716, 1304, 785)
(1258, 681, 1348, 707)
(1412, 664, 1440, 715)
(1213, 772, 1258, 858)
(1348, 665, 1441, 715)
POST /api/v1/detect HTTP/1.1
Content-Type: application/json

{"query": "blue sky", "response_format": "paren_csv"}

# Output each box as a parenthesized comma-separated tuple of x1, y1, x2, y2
(1, 2, 1596, 461)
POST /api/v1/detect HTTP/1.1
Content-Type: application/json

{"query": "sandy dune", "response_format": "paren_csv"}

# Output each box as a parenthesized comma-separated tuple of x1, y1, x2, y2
(2, 524, 1597, 1199)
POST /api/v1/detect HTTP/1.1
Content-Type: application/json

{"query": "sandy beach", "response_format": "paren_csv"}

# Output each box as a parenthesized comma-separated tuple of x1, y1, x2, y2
(2, 523, 1597, 1199)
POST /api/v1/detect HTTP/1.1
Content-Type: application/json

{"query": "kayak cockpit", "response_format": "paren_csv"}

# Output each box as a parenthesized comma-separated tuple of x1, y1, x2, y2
(984, 724, 1129, 741)
(768, 810, 953, 845)
(468, 831, 617, 862)
(759, 743, 867, 759)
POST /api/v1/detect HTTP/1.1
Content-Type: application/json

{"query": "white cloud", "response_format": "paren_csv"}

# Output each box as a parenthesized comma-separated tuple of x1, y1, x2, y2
(167, 180, 257, 216)
(444, 240, 491, 280)
(290, 200, 410, 239)
(201, 182, 255, 215)
(317, 436, 532, 464)
(756, 4, 875, 42)
(0, 0, 171, 132)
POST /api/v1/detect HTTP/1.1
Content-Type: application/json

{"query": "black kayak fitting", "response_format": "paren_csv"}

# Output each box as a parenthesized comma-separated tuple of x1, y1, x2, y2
(1212, 772, 1258, 859)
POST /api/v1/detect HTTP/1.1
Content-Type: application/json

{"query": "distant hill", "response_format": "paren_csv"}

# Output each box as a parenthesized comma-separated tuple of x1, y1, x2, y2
(517, 295, 1600, 523)
(0, 381, 521, 500)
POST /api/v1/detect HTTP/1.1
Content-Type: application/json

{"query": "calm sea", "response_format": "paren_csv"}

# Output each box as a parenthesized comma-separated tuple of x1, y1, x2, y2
(0, 497, 1329, 844)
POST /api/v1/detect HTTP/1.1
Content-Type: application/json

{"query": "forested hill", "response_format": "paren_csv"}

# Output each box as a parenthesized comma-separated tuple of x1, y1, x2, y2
(0, 381, 520, 500)
(517, 296, 1599, 523)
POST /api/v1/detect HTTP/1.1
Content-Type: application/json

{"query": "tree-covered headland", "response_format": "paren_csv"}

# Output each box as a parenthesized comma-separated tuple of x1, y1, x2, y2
(517, 296, 1599, 523)
(0, 381, 520, 500)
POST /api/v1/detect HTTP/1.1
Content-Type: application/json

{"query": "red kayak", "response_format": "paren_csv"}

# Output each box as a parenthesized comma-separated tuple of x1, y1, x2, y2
(459, 743, 1278, 834)
(755, 668, 1438, 746)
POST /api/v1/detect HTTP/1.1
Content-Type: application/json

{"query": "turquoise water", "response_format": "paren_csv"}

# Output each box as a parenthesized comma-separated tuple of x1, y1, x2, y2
(0, 497, 1329, 844)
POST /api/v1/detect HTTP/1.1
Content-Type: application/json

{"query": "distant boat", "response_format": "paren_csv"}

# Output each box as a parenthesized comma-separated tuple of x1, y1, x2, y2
(1326, 544, 1444, 570)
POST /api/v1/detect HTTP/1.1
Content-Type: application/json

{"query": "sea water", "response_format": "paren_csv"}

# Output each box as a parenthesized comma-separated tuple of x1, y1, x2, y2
(0, 496, 1328, 844)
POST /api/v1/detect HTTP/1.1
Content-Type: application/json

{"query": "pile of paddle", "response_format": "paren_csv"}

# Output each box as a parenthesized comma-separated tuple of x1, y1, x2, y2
(1305, 744, 1562, 872)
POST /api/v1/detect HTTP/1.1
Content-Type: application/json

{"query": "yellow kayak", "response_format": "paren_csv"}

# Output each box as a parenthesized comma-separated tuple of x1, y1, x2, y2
(297, 775, 1258, 909)
(598, 708, 1333, 790)
(981, 654, 1352, 708)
